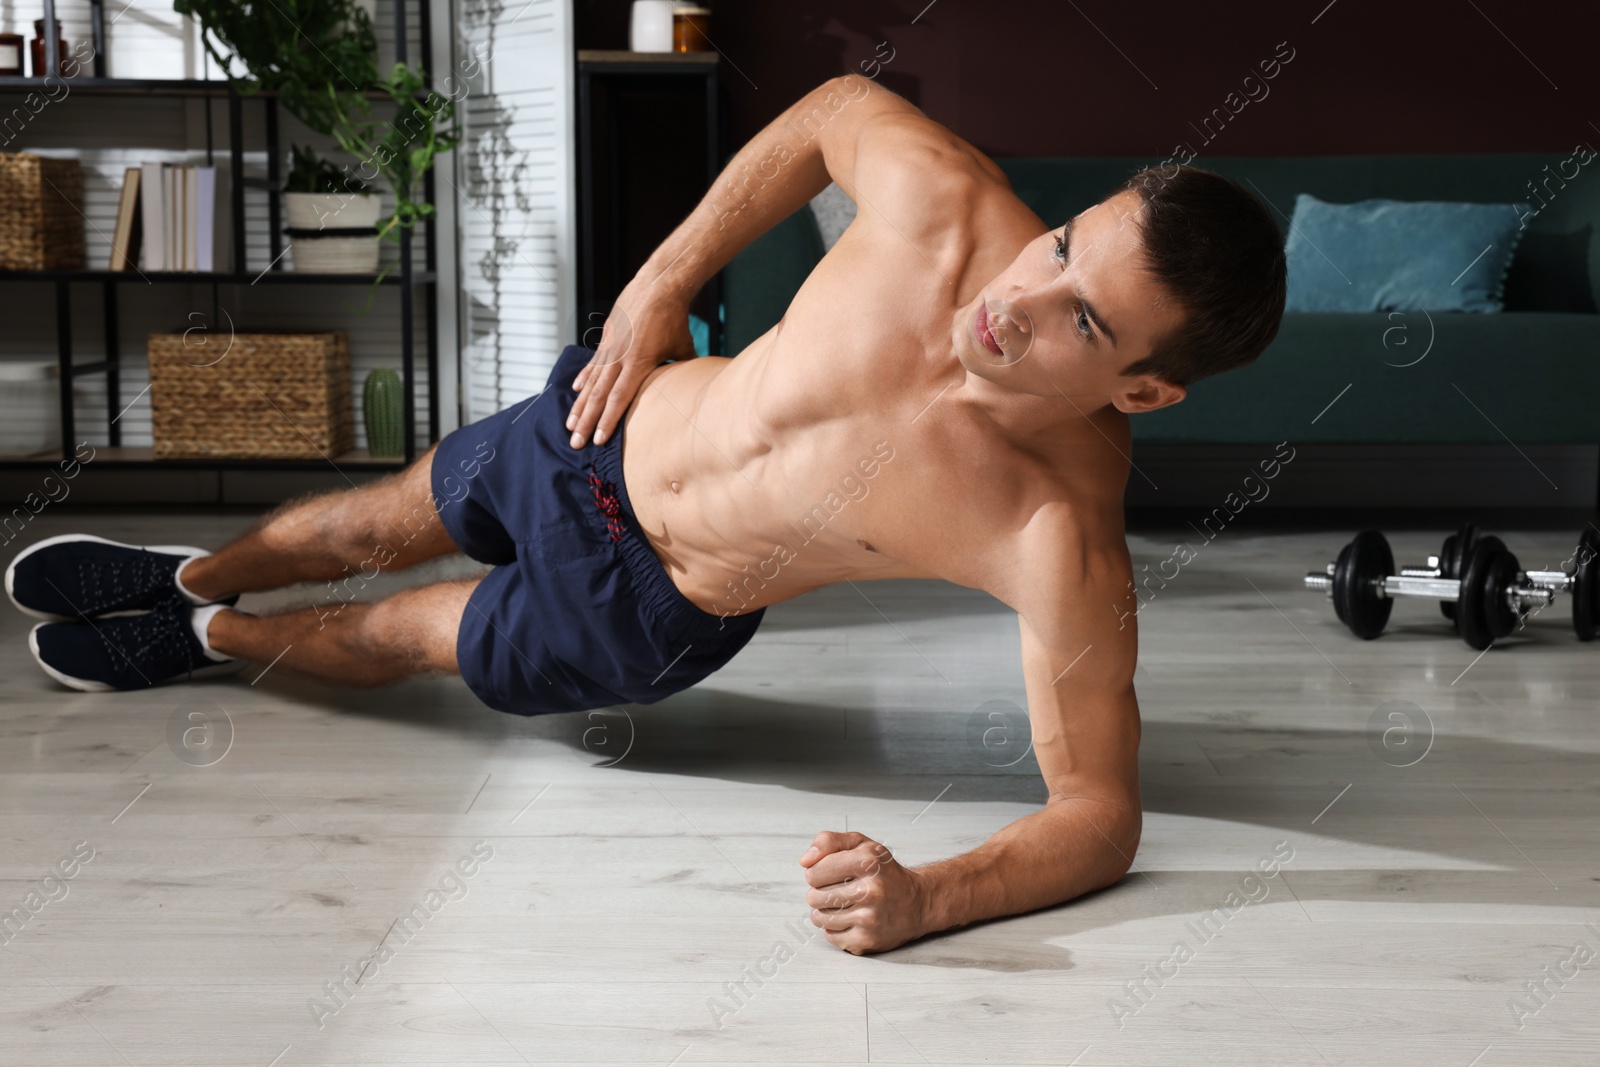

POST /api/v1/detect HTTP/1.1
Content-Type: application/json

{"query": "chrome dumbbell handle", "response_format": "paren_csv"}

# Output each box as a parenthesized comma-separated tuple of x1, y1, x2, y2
(1304, 555, 1443, 597)
(1304, 563, 1335, 596)
(1304, 555, 1555, 613)
(1383, 575, 1460, 599)
(1506, 583, 1556, 612)
(1525, 569, 1572, 592)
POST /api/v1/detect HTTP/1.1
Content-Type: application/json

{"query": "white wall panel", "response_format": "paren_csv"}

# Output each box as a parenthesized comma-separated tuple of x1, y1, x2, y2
(455, 0, 575, 422)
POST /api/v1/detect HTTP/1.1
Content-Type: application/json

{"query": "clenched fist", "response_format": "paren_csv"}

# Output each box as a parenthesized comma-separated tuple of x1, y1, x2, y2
(800, 830, 930, 955)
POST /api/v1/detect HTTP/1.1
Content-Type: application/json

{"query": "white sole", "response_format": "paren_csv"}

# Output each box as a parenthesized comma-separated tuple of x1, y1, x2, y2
(29, 621, 248, 693)
(29, 623, 113, 692)
(5, 533, 215, 621)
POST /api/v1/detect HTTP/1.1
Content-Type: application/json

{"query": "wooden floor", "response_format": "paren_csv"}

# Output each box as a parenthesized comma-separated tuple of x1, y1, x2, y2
(2, 510, 1598, 1065)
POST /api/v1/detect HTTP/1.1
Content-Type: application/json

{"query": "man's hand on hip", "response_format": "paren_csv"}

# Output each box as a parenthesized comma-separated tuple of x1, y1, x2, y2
(566, 280, 696, 449)
(801, 830, 930, 955)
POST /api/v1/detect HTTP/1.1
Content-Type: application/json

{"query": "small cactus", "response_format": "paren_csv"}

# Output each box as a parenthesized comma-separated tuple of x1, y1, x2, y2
(363, 368, 404, 457)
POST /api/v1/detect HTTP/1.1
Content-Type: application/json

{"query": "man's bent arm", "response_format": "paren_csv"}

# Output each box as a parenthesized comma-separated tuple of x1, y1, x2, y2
(569, 75, 939, 445)
(916, 521, 1143, 937)
(915, 736, 1142, 936)
(632, 74, 921, 303)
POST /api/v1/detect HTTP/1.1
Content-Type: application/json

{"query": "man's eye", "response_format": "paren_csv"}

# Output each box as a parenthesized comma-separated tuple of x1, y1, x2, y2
(1076, 307, 1093, 338)
(1053, 235, 1066, 263)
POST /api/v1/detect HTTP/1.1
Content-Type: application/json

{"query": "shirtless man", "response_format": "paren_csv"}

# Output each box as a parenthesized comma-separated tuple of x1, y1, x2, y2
(8, 75, 1285, 954)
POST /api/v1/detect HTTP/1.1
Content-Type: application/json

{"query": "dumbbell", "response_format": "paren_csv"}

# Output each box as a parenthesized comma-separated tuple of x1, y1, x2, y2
(1523, 524, 1600, 642)
(1303, 530, 1557, 650)
(1431, 523, 1599, 643)
(1358, 522, 1505, 628)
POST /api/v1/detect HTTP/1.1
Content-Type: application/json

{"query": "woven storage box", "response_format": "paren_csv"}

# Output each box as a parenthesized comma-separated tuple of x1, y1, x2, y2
(0, 153, 85, 271)
(148, 332, 355, 459)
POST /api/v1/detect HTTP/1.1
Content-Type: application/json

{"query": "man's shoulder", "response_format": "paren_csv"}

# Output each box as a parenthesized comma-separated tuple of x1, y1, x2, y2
(977, 482, 1132, 615)
(850, 114, 1040, 249)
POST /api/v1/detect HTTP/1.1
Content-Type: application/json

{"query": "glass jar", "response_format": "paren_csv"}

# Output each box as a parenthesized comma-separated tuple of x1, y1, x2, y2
(673, 5, 711, 53)
(30, 19, 69, 78)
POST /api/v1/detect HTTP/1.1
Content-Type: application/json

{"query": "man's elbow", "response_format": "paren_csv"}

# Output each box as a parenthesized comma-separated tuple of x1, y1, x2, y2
(1102, 807, 1143, 886)
(807, 74, 919, 134)
(1052, 793, 1142, 888)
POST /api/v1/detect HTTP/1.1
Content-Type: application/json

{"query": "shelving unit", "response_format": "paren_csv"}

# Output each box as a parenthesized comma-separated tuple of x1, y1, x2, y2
(0, 3, 440, 474)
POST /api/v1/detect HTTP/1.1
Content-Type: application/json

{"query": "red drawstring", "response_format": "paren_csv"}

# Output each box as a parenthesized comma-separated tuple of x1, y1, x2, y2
(587, 467, 625, 542)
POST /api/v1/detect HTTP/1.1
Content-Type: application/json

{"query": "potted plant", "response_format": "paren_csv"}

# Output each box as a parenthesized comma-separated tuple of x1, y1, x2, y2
(283, 144, 380, 273)
(173, 0, 459, 249)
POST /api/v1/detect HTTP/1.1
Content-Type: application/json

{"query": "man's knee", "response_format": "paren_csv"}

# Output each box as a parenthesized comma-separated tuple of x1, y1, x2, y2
(315, 456, 444, 560)
(359, 584, 467, 676)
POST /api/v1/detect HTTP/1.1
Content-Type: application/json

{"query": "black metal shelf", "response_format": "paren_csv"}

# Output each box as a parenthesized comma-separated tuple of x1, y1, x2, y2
(0, 77, 437, 101)
(0, 269, 437, 285)
(0, 76, 227, 96)
(0, 0, 441, 476)
(0, 447, 406, 472)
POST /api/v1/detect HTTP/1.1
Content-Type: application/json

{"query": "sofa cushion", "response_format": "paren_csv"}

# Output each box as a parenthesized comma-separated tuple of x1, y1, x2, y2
(1284, 194, 1527, 313)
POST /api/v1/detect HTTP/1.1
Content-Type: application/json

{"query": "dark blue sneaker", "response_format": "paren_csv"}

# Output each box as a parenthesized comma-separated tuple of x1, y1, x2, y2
(6, 534, 237, 621)
(28, 592, 243, 692)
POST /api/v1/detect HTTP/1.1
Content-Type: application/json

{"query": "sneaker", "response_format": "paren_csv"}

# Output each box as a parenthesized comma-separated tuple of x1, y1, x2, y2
(5, 534, 238, 621)
(28, 592, 243, 692)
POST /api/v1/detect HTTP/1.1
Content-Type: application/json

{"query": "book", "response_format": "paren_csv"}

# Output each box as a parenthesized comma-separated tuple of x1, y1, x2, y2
(195, 166, 214, 273)
(211, 165, 231, 272)
(140, 161, 164, 271)
(108, 167, 141, 272)
(171, 165, 183, 272)
(163, 164, 176, 273)
(184, 165, 199, 271)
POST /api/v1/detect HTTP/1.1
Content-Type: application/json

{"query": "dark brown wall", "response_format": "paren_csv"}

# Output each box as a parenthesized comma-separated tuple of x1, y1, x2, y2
(577, 1, 1598, 157)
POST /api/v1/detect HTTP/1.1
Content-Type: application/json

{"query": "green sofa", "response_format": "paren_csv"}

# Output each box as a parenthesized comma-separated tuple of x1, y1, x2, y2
(722, 154, 1599, 445)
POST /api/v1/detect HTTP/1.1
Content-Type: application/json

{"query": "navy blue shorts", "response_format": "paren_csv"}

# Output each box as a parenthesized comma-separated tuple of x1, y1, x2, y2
(430, 344, 764, 716)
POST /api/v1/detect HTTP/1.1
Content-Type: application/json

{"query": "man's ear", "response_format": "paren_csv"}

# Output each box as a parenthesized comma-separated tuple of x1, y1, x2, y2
(1110, 375, 1186, 414)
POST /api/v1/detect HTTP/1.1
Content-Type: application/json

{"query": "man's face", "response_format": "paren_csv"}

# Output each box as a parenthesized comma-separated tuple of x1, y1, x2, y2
(955, 188, 1187, 414)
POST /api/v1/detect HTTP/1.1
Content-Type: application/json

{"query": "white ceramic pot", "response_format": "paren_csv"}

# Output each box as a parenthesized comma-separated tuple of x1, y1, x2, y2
(0, 360, 60, 456)
(284, 192, 382, 274)
(629, 0, 675, 52)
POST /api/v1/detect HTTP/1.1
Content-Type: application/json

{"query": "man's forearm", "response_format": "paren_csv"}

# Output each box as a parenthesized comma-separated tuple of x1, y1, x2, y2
(914, 797, 1141, 935)
(633, 75, 882, 303)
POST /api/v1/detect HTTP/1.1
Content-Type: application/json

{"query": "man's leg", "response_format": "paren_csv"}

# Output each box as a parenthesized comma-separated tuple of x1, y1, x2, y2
(179, 444, 458, 600)
(206, 577, 480, 687)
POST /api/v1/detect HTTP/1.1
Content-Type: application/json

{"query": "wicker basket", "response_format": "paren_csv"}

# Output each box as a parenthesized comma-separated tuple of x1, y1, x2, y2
(148, 332, 355, 459)
(0, 153, 85, 271)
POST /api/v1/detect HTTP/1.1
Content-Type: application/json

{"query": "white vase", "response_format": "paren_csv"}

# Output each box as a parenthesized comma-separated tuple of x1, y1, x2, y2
(629, 0, 675, 52)
(284, 192, 382, 274)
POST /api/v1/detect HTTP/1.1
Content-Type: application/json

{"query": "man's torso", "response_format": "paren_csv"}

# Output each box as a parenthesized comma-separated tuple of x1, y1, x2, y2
(619, 157, 1133, 621)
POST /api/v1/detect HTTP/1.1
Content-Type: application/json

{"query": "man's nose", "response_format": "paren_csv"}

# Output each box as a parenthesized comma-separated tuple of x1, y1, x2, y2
(986, 294, 1034, 341)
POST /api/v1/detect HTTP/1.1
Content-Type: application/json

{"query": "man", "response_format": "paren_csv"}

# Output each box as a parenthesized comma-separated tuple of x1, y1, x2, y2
(7, 75, 1285, 953)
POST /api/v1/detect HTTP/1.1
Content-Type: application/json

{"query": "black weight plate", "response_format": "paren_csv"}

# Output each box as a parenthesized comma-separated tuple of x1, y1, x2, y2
(1333, 530, 1393, 640)
(1439, 534, 1459, 622)
(1458, 535, 1515, 651)
(1440, 523, 1479, 623)
(1574, 525, 1599, 642)
(1483, 549, 1521, 639)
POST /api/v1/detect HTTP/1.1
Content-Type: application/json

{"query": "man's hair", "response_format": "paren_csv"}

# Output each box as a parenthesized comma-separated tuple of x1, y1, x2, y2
(1115, 165, 1287, 388)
